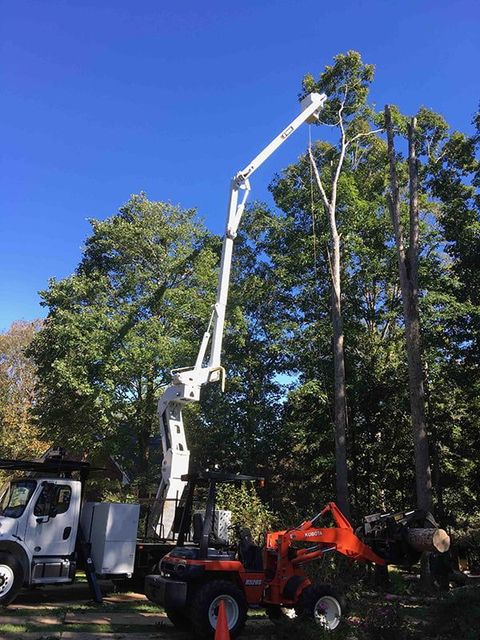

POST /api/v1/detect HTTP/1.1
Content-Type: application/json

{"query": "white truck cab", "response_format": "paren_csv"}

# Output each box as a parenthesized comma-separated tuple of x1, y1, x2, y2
(0, 475, 81, 604)
(0, 461, 141, 607)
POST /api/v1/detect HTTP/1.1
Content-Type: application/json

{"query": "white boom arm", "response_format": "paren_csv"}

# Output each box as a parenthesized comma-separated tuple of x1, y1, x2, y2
(150, 92, 327, 537)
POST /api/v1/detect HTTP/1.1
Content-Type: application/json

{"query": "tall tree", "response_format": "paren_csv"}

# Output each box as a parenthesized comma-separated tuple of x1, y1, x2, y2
(301, 51, 380, 517)
(384, 106, 432, 512)
(29, 194, 217, 495)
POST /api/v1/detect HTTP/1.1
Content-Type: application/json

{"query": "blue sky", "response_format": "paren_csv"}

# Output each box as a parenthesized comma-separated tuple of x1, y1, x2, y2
(1, 0, 479, 331)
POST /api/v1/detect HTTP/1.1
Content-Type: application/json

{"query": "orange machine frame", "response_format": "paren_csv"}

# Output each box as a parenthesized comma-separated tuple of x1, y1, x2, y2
(158, 502, 386, 608)
(261, 502, 386, 605)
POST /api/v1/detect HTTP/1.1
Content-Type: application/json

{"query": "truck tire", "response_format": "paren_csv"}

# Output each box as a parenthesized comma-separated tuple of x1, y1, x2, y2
(165, 607, 191, 630)
(299, 583, 344, 631)
(190, 579, 247, 639)
(0, 552, 25, 607)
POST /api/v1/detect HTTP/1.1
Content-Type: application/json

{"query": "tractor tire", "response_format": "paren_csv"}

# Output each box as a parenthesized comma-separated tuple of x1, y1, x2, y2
(299, 583, 344, 631)
(190, 579, 247, 639)
(0, 552, 25, 607)
(165, 607, 191, 631)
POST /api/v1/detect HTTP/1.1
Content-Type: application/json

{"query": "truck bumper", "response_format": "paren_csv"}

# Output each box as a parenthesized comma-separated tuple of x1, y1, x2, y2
(145, 574, 187, 609)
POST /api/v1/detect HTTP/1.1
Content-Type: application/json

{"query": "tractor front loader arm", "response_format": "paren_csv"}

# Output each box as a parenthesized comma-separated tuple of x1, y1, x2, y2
(267, 502, 386, 567)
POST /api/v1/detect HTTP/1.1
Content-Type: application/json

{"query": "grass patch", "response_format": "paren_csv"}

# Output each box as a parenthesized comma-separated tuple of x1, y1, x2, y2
(2, 607, 61, 617)
(4, 599, 163, 616)
(0, 624, 28, 633)
(1, 593, 167, 636)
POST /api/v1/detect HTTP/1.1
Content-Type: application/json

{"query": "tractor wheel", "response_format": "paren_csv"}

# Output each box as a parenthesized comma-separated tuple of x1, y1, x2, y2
(299, 583, 344, 631)
(165, 607, 191, 630)
(190, 579, 247, 638)
(0, 552, 25, 607)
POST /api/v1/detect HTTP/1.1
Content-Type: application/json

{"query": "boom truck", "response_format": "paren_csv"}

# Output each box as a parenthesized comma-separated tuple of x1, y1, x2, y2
(0, 93, 449, 624)
(0, 93, 327, 605)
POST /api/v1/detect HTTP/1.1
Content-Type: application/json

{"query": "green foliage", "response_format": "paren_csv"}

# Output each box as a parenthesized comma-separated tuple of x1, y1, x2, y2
(29, 194, 217, 495)
(186, 45, 479, 530)
(216, 482, 276, 543)
(302, 50, 375, 126)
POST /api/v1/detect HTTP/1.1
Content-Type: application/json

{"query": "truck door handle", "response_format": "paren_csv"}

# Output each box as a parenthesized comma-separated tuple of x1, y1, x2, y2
(63, 527, 72, 540)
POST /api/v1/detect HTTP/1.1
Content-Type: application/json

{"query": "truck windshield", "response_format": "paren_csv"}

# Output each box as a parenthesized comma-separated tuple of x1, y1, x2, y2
(0, 480, 36, 518)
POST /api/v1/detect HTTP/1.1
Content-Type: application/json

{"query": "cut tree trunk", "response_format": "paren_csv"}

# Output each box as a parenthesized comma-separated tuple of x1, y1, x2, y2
(406, 528, 451, 553)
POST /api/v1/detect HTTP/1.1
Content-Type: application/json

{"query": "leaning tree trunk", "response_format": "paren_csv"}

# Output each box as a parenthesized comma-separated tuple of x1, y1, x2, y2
(384, 106, 433, 514)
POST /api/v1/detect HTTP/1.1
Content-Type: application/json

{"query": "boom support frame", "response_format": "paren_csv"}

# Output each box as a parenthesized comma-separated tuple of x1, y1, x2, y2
(150, 92, 327, 537)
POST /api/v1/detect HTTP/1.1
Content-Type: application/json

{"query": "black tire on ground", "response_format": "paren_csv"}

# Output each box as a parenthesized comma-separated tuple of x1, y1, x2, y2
(299, 583, 345, 631)
(190, 579, 248, 639)
(0, 552, 25, 607)
(165, 607, 191, 631)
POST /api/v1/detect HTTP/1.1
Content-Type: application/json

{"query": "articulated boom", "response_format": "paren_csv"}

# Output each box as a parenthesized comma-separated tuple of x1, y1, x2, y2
(150, 92, 327, 538)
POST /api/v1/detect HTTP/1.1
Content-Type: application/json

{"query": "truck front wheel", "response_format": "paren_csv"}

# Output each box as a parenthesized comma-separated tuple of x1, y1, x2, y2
(190, 580, 247, 638)
(0, 552, 25, 606)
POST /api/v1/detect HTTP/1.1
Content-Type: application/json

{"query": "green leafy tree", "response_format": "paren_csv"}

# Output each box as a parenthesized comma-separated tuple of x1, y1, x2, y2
(422, 107, 480, 522)
(241, 61, 471, 525)
(29, 194, 217, 495)
(0, 321, 47, 460)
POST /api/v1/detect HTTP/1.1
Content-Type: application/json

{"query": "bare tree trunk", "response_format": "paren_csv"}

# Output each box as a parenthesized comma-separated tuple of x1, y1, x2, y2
(330, 207, 350, 518)
(310, 146, 350, 519)
(384, 106, 433, 513)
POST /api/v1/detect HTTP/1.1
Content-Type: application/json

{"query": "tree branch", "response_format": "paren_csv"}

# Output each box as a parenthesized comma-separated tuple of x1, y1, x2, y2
(346, 128, 384, 146)
(308, 147, 330, 210)
(330, 86, 349, 211)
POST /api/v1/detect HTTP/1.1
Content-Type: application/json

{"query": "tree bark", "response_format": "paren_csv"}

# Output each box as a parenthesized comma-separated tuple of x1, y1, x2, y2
(384, 106, 433, 513)
(406, 527, 450, 553)
(330, 207, 350, 518)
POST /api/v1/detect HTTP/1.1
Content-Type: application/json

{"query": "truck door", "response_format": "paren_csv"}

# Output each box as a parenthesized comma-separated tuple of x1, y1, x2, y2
(23, 480, 80, 558)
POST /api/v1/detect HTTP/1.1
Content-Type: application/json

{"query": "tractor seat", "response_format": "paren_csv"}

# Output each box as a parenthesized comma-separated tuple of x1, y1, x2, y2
(237, 527, 264, 571)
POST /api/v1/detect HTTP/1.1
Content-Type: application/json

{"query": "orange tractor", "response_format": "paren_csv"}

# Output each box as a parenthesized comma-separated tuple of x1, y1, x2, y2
(145, 471, 439, 638)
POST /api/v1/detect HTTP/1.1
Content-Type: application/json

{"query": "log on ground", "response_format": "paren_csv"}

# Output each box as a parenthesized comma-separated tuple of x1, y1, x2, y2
(406, 528, 450, 553)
